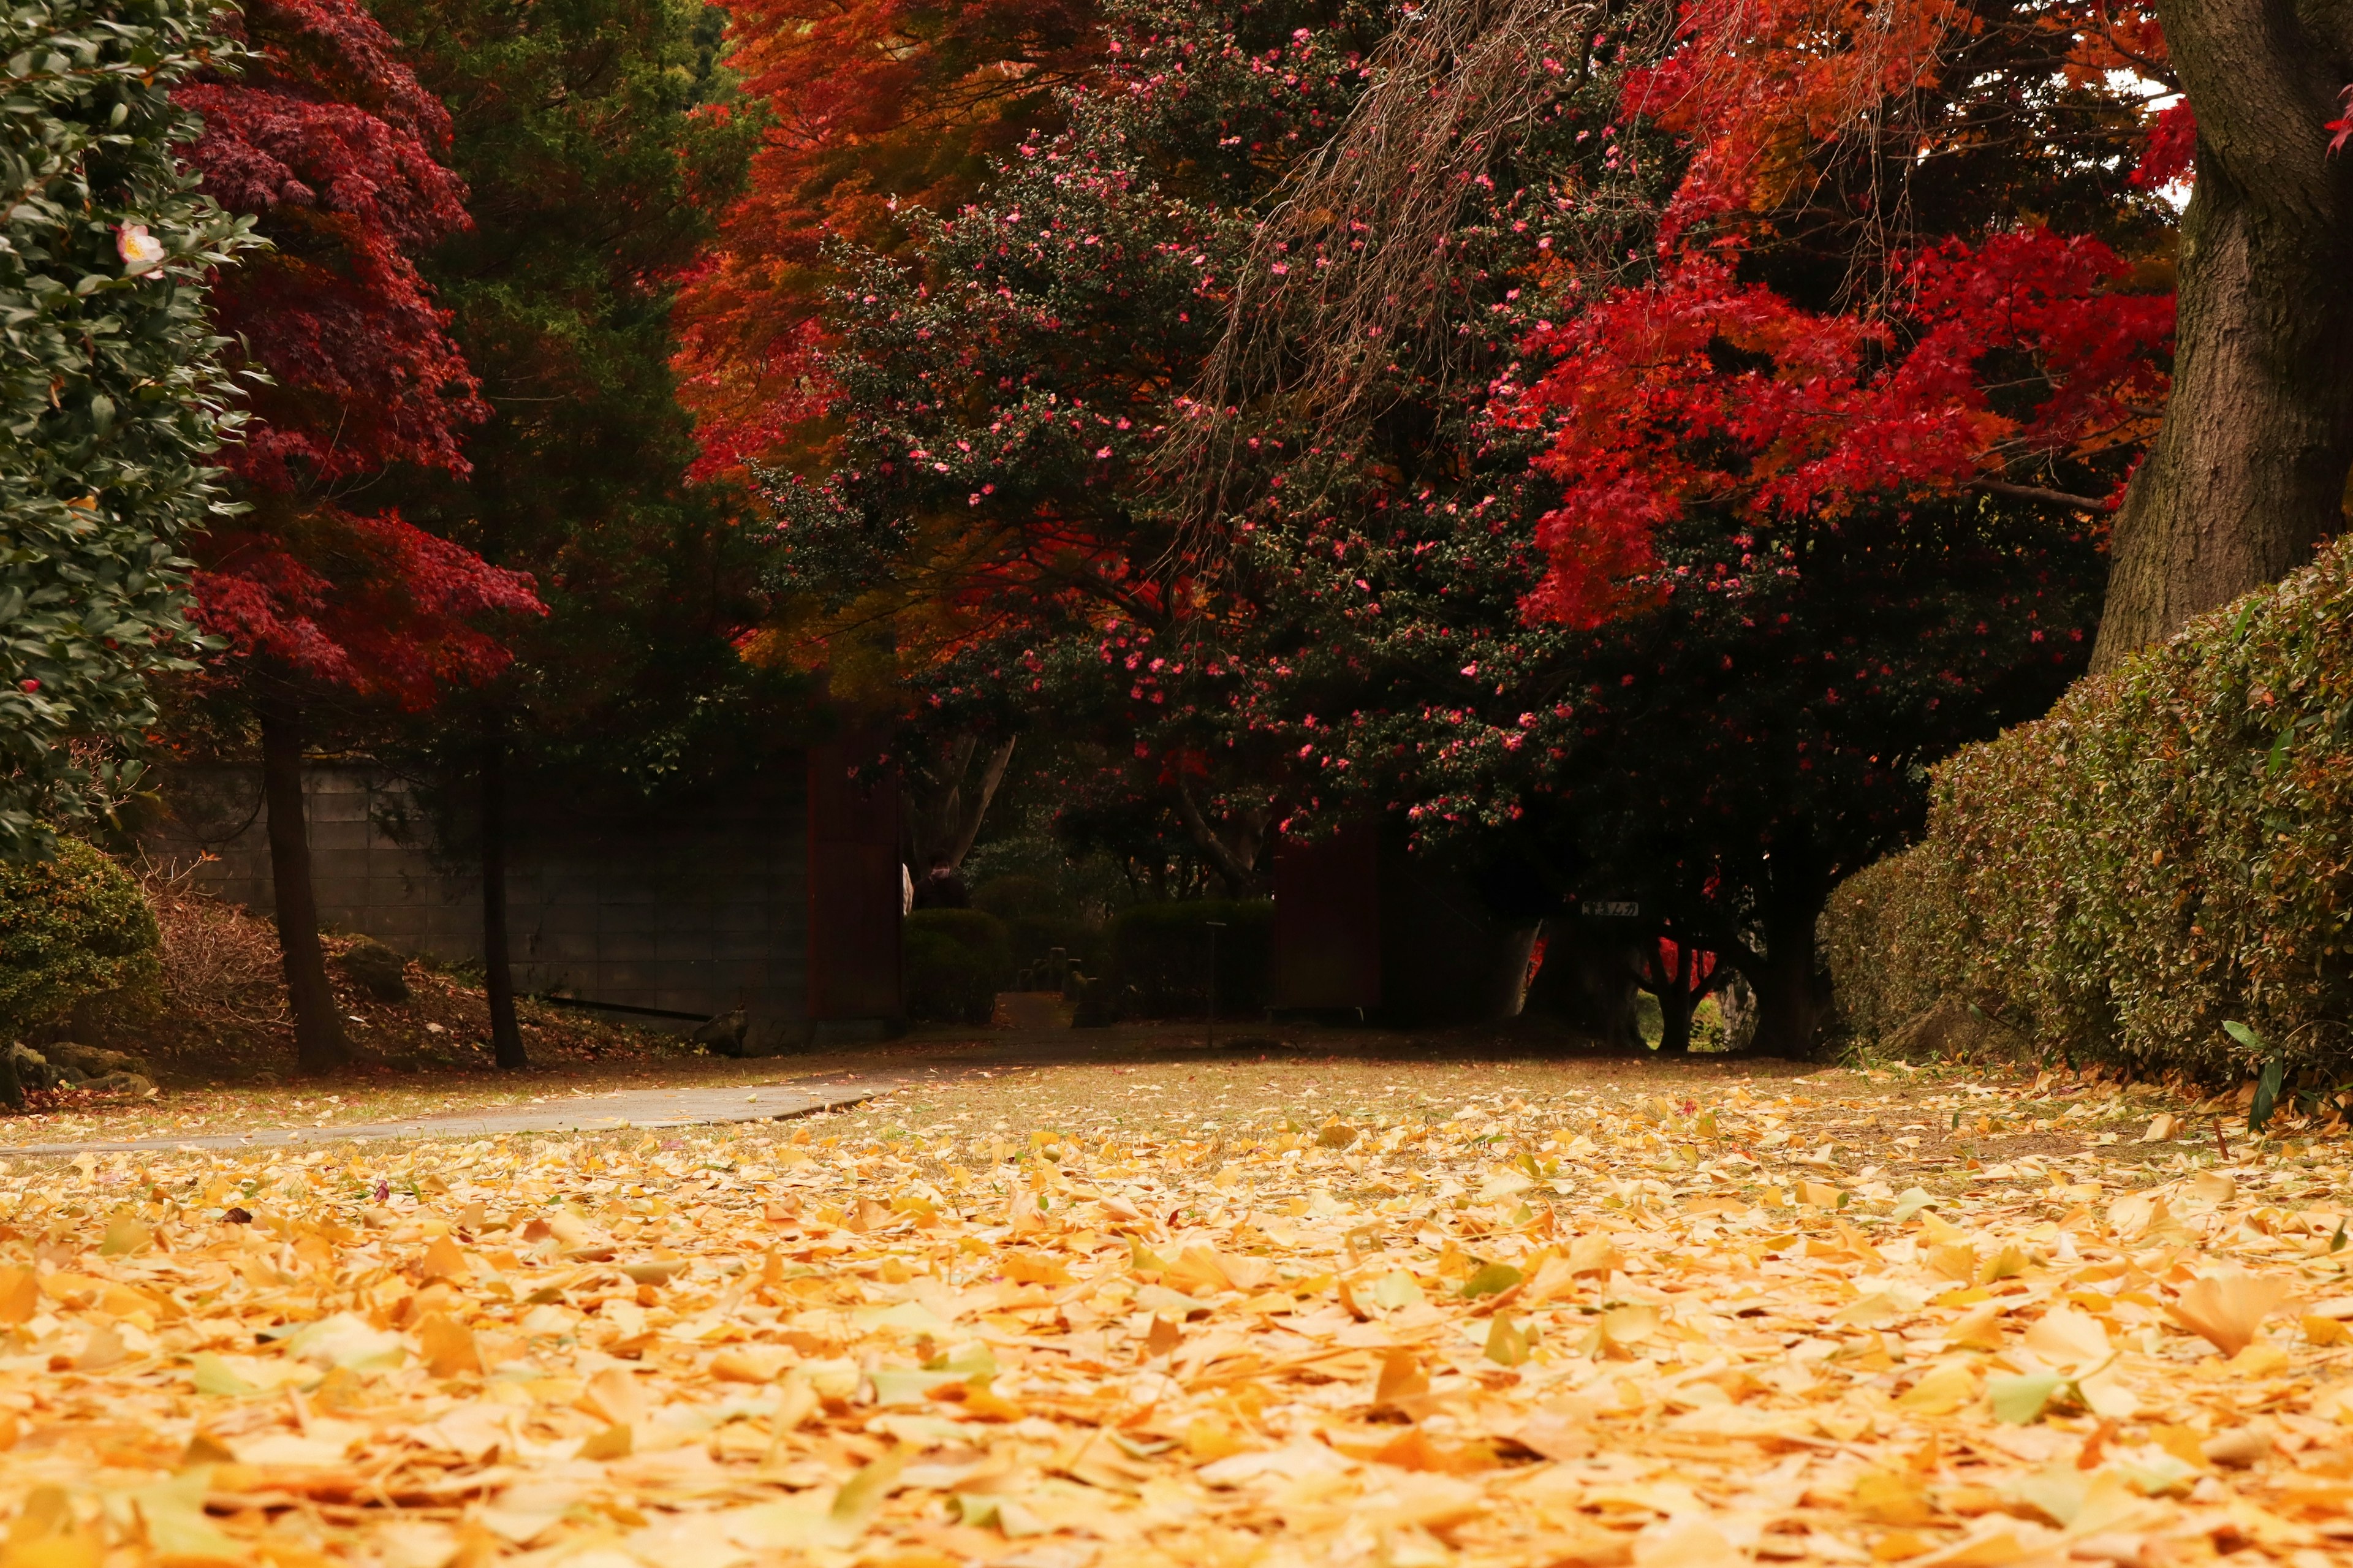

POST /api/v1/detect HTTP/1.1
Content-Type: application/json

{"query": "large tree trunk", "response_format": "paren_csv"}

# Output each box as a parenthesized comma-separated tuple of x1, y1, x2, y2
(2089, 0, 2353, 672)
(257, 697, 349, 1074)
(481, 735, 529, 1071)
(1741, 855, 1833, 1059)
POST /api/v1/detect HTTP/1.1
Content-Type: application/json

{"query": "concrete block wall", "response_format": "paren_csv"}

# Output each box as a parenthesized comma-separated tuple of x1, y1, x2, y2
(144, 762, 811, 1050)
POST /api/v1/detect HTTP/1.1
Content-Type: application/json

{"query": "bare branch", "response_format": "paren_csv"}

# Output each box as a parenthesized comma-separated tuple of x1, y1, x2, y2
(1156, 0, 1627, 537)
(1968, 479, 2112, 512)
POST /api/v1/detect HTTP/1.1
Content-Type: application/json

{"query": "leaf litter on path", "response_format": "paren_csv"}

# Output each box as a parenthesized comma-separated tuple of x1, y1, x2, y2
(0, 1058, 2349, 1568)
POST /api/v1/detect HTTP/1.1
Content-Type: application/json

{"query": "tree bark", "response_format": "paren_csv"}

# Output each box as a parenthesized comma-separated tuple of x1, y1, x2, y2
(481, 734, 529, 1071)
(1738, 854, 1833, 1059)
(2090, 0, 2353, 672)
(1172, 776, 1271, 896)
(903, 734, 1017, 870)
(1655, 981, 1695, 1055)
(257, 697, 349, 1074)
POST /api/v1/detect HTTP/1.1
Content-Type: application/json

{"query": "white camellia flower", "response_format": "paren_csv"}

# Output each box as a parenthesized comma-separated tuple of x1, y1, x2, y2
(115, 222, 167, 273)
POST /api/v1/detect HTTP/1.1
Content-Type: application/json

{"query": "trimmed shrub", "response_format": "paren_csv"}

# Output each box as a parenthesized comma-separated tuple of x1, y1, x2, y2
(1832, 536, 2353, 1081)
(1007, 915, 1099, 979)
(971, 875, 1060, 922)
(903, 909, 1012, 1025)
(0, 839, 161, 1036)
(1819, 850, 1966, 1050)
(1096, 899, 1272, 1020)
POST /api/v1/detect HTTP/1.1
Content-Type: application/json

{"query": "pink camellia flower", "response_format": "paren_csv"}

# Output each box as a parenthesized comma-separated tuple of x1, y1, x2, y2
(116, 223, 166, 273)
(19, 679, 39, 692)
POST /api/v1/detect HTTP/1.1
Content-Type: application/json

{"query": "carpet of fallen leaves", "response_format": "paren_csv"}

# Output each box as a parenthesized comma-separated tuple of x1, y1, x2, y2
(3, 1060, 2352, 1568)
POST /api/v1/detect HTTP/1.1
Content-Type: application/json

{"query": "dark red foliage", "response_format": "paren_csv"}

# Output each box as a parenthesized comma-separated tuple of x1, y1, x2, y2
(178, 0, 537, 704)
(194, 514, 542, 710)
(2133, 98, 2197, 188)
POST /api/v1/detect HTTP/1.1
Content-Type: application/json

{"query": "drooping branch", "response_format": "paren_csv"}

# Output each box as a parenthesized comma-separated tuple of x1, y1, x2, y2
(1158, 0, 1626, 531)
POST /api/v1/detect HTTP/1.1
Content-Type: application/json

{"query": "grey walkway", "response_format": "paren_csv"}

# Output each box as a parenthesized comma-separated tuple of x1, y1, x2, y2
(0, 1077, 887, 1157)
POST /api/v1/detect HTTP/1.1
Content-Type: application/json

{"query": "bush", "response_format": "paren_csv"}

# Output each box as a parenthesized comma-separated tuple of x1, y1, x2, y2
(0, 0, 256, 858)
(1095, 899, 1272, 1020)
(970, 875, 1060, 922)
(903, 909, 1012, 1025)
(1819, 850, 1966, 1050)
(0, 839, 161, 1036)
(1832, 536, 2353, 1081)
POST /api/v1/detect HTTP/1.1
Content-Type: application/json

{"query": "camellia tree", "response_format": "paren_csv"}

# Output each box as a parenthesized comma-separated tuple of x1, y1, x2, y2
(1216, 0, 2179, 1052)
(773, 0, 2183, 1053)
(757, 0, 1377, 882)
(0, 0, 257, 862)
(177, 0, 542, 1073)
(673, 0, 1103, 486)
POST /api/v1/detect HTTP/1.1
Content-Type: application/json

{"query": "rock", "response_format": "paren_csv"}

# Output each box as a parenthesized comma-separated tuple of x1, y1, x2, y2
(692, 1004, 749, 1057)
(6, 1045, 67, 1093)
(338, 939, 411, 1002)
(1885, 996, 2022, 1061)
(44, 1042, 150, 1082)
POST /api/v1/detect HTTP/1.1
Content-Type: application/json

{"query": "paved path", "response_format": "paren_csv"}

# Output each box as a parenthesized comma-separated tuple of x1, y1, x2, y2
(0, 1077, 889, 1157)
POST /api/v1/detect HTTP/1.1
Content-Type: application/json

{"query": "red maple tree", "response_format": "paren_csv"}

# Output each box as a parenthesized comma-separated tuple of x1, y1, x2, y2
(1507, 0, 2182, 631)
(177, 0, 541, 1070)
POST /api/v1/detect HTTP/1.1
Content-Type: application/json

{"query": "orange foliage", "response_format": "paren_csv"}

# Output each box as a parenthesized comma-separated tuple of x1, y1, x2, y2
(672, 0, 1104, 483)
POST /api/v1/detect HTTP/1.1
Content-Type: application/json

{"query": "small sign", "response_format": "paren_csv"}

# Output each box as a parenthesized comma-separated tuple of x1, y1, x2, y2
(1581, 900, 1640, 918)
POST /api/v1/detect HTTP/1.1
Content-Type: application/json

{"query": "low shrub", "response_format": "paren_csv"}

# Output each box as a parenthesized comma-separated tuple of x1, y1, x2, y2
(1094, 898, 1272, 1020)
(1007, 915, 1098, 981)
(1830, 536, 2353, 1081)
(0, 839, 161, 1037)
(970, 875, 1061, 922)
(903, 909, 1012, 1025)
(1819, 850, 1966, 1050)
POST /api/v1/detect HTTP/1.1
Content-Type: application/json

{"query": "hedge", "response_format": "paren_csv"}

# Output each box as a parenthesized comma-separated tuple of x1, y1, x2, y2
(1825, 536, 2353, 1081)
(0, 839, 159, 1036)
(903, 909, 1012, 1025)
(1094, 898, 1272, 1020)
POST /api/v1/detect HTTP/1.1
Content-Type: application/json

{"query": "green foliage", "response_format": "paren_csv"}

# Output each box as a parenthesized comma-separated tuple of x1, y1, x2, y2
(0, 838, 159, 1034)
(904, 909, 1012, 1023)
(1833, 536, 2353, 1081)
(0, 0, 256, 857)
(1819, 850, 1969, 1050)
(971, 875, 1061, 922)
(1099, 898, 1271, 1020)
(362, 0, 794, 798)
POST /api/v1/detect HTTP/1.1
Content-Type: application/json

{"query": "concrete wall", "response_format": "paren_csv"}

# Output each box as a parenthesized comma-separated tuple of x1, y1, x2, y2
(144, 762, 811, 1050)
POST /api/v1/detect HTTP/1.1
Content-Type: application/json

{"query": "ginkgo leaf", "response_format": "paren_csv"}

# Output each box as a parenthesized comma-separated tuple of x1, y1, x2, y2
(1988, 1371, 2067, 1425)
(2168, 1271, 2290, 1355)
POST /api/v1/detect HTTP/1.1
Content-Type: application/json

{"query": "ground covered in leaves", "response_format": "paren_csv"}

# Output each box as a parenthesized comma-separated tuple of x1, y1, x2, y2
(3, 1056, 2351, 1568)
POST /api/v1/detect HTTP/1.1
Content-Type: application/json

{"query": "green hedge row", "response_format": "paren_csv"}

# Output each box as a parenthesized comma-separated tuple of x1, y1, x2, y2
(1095, 898, 1271, 1021)
(902, 898, 1273, 1026)
(1826, 537, 2353, 1081)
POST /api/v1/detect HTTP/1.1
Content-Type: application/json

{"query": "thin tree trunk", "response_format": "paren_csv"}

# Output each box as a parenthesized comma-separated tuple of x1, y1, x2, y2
(482, 735, 528, 1070)
(2089, 0, 2353, 672)
(257, 697, 347, 1074)
(1656, 980, 1695, 1055)
(903, 734, 1017, 870)
(1173, 776, 1270, 896)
